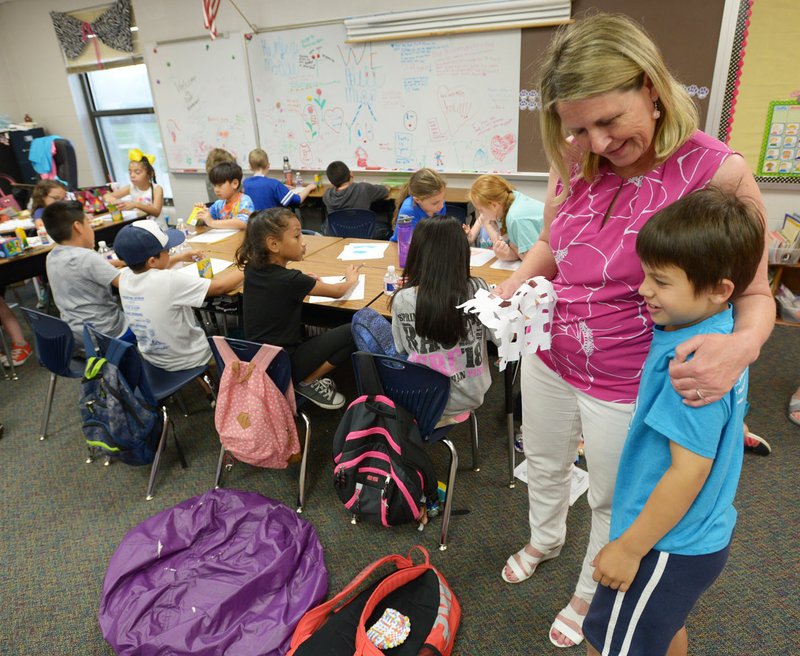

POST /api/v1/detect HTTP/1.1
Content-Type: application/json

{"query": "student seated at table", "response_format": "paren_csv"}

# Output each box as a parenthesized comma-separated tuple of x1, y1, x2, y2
(323, 160, 391, 238)
(30, 180, 67, 219)
(103, 148, 165, 228)
(43, 200, 132, 344)
(388, 168, 447, 242)
(244, 148, 317, 212)
(204, 148, 236, 203)
(236, 207, 359, 410)
(356, 217, 492, 422)
(113, 219, 244, 371)
(468, 174, 544, 260)
(193, 162, 254, 231)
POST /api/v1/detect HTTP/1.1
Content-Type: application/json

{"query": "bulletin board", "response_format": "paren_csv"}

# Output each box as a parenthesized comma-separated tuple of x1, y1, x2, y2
(144, 34, 258, 172)
(246, 24, 521, 174)
(722, 0, 800, 184)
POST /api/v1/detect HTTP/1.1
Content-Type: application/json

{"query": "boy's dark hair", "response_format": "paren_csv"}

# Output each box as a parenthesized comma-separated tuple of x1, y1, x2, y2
(326, 161, 350, 187)
(235, 207, 296, 269)
(42, 200, 85, 243)
(636, 186, 764, 300)
(209, 161, 243, 186)
(391, 217, 473, 346)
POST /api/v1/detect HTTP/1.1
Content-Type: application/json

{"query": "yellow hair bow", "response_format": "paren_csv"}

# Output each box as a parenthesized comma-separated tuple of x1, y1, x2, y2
(128, 148, 155, 165)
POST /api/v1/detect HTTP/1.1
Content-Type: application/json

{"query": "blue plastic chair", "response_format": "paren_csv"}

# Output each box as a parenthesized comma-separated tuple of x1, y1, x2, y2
(21, 308, 85, 440)
(326, 209, 377, 239)
(83, 324, 209, 500)
(446, 204, 468, 224)
(207, 336, 313, 512)
(351, 352, 480, 550)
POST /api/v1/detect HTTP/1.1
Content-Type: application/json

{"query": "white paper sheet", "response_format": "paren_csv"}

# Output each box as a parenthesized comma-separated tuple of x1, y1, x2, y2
(490, 258, 522, 271)
(514, 461, 589, 506)
(469, 247, 495, 267)
(0, 219, 34, 232)
(121, 210, 139, 220)
(337, 243, 389, 260)
(187, 229, 239, 244)
(174, 257, 233, 278)
(308, 274, 366, 303)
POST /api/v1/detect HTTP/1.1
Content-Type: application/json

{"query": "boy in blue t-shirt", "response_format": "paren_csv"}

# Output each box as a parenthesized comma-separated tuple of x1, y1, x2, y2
(583, 187, 765, 656)
(243, 148, 316, 211)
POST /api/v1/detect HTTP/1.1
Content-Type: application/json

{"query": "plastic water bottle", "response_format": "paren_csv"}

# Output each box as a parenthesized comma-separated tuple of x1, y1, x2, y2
(383, 265, 398, 296)
(97, 240, 114, 261)
(35, 219, 50, 246)
(396, 215, 413, 268)
(295, 170, 304, 186)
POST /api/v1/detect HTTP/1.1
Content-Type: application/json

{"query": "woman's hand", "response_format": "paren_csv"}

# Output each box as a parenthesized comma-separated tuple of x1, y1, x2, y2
(669, 332, 754, 406)
(493, 274, 523, 300)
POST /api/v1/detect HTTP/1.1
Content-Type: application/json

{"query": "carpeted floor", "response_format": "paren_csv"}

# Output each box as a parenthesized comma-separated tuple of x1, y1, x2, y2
(1, 288, 798, 656)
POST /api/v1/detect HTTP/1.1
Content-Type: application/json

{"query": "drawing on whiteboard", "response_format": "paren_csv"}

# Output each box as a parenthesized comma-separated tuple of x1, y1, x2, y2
(355, 147, 368, 167)
(167, 119, 180, 144)
(325, 107, 344, 133)
(434, 151, 444, 167)
(403, 111, 418, 131)
(491, 134, 515, 162)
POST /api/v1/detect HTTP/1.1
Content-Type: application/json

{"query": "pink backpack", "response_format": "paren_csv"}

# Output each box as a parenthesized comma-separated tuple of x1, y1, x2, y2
(213, 337, 300, 469)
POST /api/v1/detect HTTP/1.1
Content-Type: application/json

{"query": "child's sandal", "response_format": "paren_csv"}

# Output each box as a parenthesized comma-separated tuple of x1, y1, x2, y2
(501, 543, 562, 584)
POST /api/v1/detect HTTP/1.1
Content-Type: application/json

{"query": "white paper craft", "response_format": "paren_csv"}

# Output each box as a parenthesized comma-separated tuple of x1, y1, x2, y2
(457, 276, 557, 370)
(469, 247, 495, 267)
(337, 243, 389, 260)
(0, 218, 35, 232)
(187, 229, 239, 244)
(308, 274, 366, 303)
(513, 461, 589, 506)
(175, 257, 234, 278)
(490, 259, 522, 271)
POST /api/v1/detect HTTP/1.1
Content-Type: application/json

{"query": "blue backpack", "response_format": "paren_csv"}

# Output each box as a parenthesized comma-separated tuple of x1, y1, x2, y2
(79, 356, 162, 465)
(351, 308, 400, 357)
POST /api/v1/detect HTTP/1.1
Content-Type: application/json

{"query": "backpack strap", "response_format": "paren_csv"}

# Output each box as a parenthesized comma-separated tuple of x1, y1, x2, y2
(212, 335, 240, 367)
(84, 357, 107, 379)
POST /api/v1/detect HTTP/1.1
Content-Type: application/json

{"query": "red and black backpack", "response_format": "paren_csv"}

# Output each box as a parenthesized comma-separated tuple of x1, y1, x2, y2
(288, 546, 461, 656)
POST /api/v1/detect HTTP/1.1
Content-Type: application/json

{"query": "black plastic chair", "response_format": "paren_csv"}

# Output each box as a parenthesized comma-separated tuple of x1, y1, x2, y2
(21, 308, 85, 440)
(326, 209, 377, 239)
(446, 203, 468, 224)
(208, 336, 313, 512)
(84, 324, 209, 500)
(352, 352, 480, 550)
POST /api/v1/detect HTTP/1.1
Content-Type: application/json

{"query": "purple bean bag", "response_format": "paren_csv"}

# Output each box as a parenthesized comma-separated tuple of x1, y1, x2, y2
(99, 489, 328, 656)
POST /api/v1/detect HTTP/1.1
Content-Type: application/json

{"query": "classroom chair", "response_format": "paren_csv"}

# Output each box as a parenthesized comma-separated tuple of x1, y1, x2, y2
(446, 203, 468, 224)
(325, 209, 377, 239)
(352, 351, 480, 551)
(207, 336, 313, 512)
(20, 308, 84, 437)
(83, 324, 210, 500)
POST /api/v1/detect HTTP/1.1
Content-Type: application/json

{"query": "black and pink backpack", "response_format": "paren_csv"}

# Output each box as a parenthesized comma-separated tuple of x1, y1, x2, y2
(332, 393, 438, 527)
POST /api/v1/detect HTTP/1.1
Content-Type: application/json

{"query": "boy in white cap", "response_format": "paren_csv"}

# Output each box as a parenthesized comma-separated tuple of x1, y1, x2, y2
(114, 219, 243, 371)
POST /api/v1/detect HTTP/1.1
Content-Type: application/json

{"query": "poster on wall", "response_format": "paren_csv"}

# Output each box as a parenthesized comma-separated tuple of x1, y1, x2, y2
(757, 100, 800, 179)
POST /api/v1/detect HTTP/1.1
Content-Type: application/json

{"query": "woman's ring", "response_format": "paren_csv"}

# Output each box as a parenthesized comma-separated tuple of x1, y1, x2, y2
(696, 388, 707, 402)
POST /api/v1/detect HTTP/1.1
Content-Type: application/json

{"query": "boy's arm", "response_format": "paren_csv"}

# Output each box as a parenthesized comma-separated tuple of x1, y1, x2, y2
(207, 266, 244, 296)
(592, 441, 713, 591)
(293, 183, 317, 204)
(204, 217, 247, 231)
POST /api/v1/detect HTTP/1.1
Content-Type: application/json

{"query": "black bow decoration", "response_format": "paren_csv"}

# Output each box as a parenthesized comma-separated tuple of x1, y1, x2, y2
(50, 0, 133, 61)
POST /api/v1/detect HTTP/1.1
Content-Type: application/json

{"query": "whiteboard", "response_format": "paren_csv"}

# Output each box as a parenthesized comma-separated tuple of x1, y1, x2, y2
(144, 34, 258, 172)
(246, 24, 520, 174)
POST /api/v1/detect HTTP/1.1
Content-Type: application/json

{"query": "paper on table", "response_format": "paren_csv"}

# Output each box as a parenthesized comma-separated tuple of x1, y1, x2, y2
(0, 218, 35, 232)
(121, 210, 139, 220)
(490, 258, 522, 271)
(514, 461, 589, 506)
(187, 229, 239, 244)
(337, 242, 389, 260)
(174, 257, 233, 278)
(308, 274, 366, 303)
(469, 247, 495, 267)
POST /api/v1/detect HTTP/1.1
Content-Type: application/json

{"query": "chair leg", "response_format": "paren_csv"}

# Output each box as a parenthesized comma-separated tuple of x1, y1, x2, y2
(438, 439, 458, 551)
(296, 411, 312, 513)
(214, 443, 226, 488)
(505, 363, 517, 488)
(146, 406, 170, 501)
(469, 411, 479, 472)
(507, 412, 516, 489)
(39, 373, 57, 440)
(173, 423, 188, 469)
(174, 391, 190, 417)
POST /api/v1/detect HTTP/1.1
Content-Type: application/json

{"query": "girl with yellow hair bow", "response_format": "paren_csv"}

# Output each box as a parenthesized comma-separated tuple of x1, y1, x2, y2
(103, 148, 164, 226)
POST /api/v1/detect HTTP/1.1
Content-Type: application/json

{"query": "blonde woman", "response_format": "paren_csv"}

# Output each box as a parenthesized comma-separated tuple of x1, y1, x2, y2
(494, 13, 773, 650)
(468, 174, 544, 260)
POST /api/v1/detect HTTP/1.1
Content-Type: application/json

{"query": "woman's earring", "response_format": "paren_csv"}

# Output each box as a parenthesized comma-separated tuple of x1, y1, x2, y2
(652, 99, 661, 120)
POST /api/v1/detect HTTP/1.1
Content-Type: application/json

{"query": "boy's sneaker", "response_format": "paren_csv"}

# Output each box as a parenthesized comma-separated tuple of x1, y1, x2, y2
(296, 377, 345, 410)
(1, 342, 32, 367)
(743, 430, 771, 456)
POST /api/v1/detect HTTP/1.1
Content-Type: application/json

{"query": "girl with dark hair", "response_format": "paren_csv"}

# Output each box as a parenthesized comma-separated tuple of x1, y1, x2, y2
(104, 148, 164, 225)
(390, 217, 492, 420)
(236, 207, 359, 410)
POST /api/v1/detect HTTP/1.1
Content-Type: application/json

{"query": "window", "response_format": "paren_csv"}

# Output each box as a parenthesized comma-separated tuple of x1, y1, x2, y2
(79, 64, 172, 198)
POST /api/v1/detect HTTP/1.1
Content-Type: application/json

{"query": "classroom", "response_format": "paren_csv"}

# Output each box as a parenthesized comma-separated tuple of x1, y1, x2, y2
(0, 1, 798, 654)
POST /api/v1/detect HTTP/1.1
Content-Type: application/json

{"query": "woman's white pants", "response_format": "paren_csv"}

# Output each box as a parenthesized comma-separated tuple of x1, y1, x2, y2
(520, 355, 634, 602)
